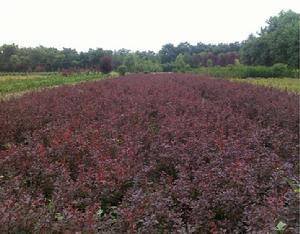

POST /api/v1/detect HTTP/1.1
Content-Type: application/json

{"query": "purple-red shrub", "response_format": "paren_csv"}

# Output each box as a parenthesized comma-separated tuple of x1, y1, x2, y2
(99, 56, 113, 74)
(0, 73, 299, 233)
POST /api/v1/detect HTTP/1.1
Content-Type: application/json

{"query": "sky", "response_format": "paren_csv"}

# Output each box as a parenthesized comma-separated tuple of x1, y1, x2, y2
(1, 0, 299, 52)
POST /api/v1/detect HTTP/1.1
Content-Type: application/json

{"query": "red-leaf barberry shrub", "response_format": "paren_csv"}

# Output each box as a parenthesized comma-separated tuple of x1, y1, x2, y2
(0, 74, 299, 233)
(99, 56, 112, 74)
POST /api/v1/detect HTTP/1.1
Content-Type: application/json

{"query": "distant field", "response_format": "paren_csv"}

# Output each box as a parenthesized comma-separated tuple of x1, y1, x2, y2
(230, 77, 300, 93)
(0, 72, 118, 100)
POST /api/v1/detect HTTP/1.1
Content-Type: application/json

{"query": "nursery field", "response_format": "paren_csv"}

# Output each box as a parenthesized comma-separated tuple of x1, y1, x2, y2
(0, 73, 299, 233)
(230, 77, 300, 94)
(0, 72, 117, 100)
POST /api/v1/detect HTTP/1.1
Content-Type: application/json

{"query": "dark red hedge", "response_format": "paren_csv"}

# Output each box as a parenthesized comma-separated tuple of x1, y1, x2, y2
(0, 73, 299, 233)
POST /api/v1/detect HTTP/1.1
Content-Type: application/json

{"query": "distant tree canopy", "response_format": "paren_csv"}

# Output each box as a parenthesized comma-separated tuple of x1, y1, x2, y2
(240, 10, 299, 68)
(0, 45, 113, 72)
(0, 45, 163, 73)
(159, 42, 241, 67)
(0, 10, 298, 72)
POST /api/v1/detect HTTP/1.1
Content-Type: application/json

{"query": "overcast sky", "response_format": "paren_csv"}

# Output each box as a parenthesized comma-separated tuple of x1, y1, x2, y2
(1, 0, 299, 52)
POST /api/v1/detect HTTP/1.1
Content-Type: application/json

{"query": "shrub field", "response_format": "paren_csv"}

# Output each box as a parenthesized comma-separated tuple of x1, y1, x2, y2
(0, 73, 299, 233)
(230, 77, 300, 94)
(0, 72, 118, 100)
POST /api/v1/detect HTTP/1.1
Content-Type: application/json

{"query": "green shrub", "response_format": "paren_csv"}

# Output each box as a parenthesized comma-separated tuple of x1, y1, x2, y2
(172, 54, 191, 73)
(194, 64, 298, 78)
(162, 63, 174, 72)
(272, 63, 289, 77)
(117, 65, 127, 76)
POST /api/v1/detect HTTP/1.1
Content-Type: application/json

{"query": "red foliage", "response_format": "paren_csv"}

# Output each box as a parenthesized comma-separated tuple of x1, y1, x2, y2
(192, 52, 239, 67)
(61, 68, 75, 76)
(99, 56, 112, 74)
(0, 73, 299, 233)
(34, 64, 46, 72)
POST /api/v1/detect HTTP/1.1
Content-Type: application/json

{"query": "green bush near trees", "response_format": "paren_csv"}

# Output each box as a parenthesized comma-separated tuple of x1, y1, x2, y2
(172, 54, 191, 72)
(194, 64, 299, 78)
(117, 65, 127, 76)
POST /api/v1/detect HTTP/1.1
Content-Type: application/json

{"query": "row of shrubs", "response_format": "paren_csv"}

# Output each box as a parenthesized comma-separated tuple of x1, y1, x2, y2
(0, 73, 298, 233)
(194, 63, 299, 78)
(0, 71, 59, 76)
(118, 63, 299, 78)
(1, 63, 298, 79)
(117, 64, 163, 75)
(0, 70, 114, 78)
(0, 70, 103, 77)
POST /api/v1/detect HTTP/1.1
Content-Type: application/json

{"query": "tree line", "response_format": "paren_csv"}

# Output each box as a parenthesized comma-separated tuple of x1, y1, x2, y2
(0, 42, 241, 73)
(0, 10, 298, 73)
(240, 10, 299, 68)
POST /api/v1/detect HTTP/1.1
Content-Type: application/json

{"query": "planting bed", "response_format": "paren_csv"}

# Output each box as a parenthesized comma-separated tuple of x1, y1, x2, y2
(0, 73, 299, 233)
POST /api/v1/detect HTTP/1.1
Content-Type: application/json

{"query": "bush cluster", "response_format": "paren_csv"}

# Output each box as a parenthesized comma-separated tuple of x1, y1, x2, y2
(117, 65, 127, 76)
(0, 73, 299, 233)
(195, 64, 299, 78)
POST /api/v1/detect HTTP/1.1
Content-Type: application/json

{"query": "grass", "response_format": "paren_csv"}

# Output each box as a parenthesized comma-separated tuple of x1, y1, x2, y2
(0, 72, 119, 100)
(230, 77, 300, 93)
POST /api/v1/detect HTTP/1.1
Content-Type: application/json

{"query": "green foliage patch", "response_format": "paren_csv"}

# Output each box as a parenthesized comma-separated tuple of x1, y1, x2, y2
(194, 64, 298, 78)
(230, 77, 300, 93)
(0, 72, 117, 100)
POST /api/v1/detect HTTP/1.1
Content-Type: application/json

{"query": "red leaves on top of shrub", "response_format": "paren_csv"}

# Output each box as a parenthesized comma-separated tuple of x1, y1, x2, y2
(0, 73, 299, 233)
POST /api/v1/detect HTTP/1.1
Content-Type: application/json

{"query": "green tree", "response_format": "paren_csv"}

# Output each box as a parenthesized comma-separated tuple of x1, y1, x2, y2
(159, 43, 177, 64)
(0, 44, 18, 71)
(124, 55, 137, 72)
(241, 10, 300, 68)
(207, 59, 213, 67)
(9, 54, 21, 71)
(173, 54, 190, 72)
